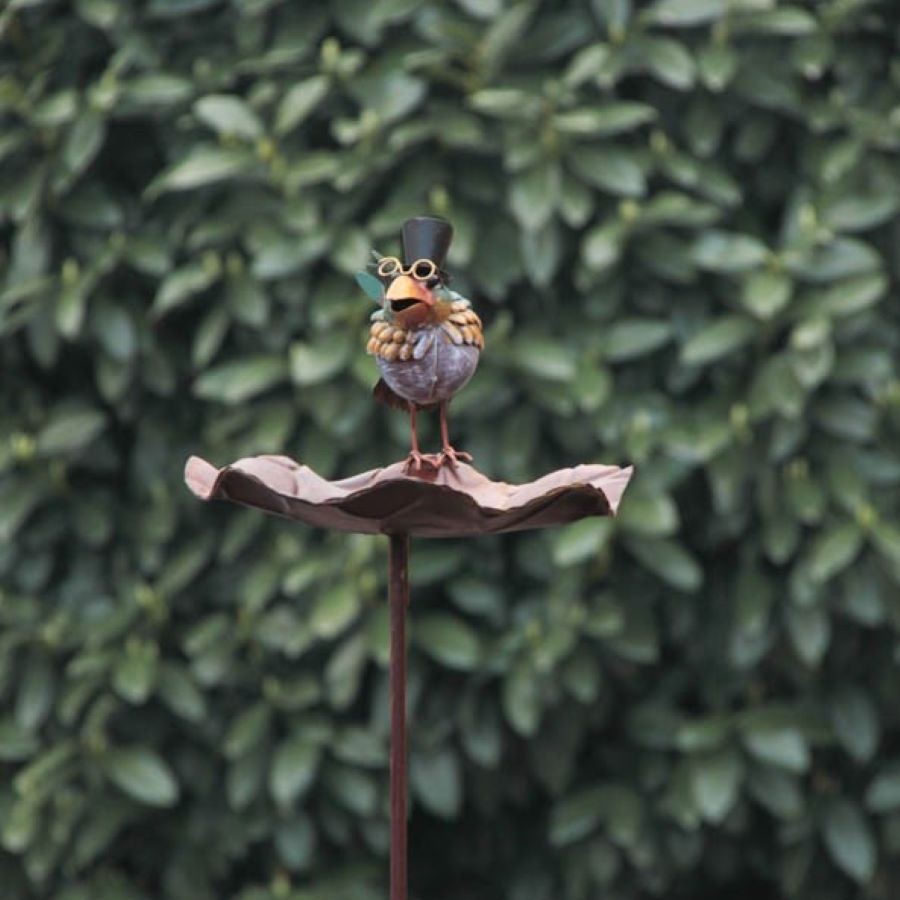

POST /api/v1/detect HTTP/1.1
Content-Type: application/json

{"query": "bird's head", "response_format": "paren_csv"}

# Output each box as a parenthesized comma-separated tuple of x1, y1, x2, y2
(377, 216, 454, 329)
(380, 259, 446, 329)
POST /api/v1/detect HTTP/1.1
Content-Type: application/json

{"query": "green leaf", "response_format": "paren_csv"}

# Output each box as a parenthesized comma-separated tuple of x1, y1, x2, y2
(800, 274, 887, 318)
(601, 784, 643, 848)
(742, 726, 809, 773)
(275, 816, 315, 871)
(15, 655, 55, 731)
(60, 111, 106, 181)
(310, 584, 360, 640)
(693, 231, 769, 272)
(193, 354, 287, 404)
(789, 238, 881, 282)
(618, 493, 679, 536)
(503, 664, 541, 736)
(510, 163, 559, 230)
(581, 223, 623, 272)
(0, 481, 47, 543)
(602, 319, 673, 361)
(156, 664, 207, 723)
(194, 94, 262, 139)
(735, 8, 817, 35)
(748, 767, 804, 820)
(269, 737, 321, 807)
(468, 88, 541, 119)
(549, 786, 605, 846)
(554, 103, 657, 136)
(511, 335, 577, 381)
(690, 748, 742, 823)
(275, 76, 330, 135)
(94, 304, 137, 361)
(146, 147, 254, 196)
(290, 336, 351, 386)
(36, 406, 106, 456)
(415, 614, 482, 671)
(227, 751, 267, 811)
(680, 315, 755, 365)
(808, 521, 863, 582)
(411, 748, 462, 819)
(822, 799, 876, 884)
(324, 763, 376, 816)
(625, 537, 703, 591)
(676, 716, 731, 752)
(549, 783, 642, 848)
(153, 261, 216, 316)
(642, 37, 696, 90)
(192, 307, 229, 368)
(831, 686, 879, 764)
(0, 719, 39, 762)
(113, 642, 158, 705)
(649, 0, 728, 26)
(822, 189, 899, 233)
(697, 42, 738, 90)
(353, 70, 425, 123)
(103, 747, 179, 807)
(120, 72, 193, 108)
(741, 270, 792, 319)
(870, 521, 900, 567)
(606, 603, 659, 664)
(224, 703, 271, 760)
(785, 605, 830, 668)
(865, 763, 900, 813)
(553, 519, 613, 566)
(569, 146, 645, 197)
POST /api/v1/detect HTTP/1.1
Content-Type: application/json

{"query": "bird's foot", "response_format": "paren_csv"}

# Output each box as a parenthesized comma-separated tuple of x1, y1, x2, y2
(435, 445, 473, 468)
(403, 450, 442, 474)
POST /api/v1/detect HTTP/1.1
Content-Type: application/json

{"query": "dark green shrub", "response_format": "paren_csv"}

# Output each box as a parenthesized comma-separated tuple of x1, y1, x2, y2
(2, 1, 900, 898)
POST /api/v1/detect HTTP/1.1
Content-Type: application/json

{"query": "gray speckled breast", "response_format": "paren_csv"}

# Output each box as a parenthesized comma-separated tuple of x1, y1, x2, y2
(377, 326, 479, 407)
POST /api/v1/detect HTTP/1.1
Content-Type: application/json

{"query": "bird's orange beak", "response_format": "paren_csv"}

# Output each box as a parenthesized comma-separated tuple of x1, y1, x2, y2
(385, 274, 435, 310)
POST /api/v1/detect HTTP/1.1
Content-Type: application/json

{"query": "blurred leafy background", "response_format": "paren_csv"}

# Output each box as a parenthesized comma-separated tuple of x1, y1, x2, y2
(2, 0, 900, 898)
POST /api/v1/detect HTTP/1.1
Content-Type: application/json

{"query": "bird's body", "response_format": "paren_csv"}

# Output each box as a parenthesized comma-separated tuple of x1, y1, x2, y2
(362, 216, 483, 471)
(368, 295, 482, 407)
(377, 334, 480, 407)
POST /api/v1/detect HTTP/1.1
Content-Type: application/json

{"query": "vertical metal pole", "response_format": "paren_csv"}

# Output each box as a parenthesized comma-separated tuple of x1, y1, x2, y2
(389, 533, 409, 900)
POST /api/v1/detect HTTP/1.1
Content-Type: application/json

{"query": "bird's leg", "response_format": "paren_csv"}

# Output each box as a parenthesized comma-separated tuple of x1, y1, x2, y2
(436, 401, 472, 468)
(405, 403, 434, 472)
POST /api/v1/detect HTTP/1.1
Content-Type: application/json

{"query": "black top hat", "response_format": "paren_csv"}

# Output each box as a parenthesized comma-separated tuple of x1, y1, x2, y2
(401, 216, 453, 270)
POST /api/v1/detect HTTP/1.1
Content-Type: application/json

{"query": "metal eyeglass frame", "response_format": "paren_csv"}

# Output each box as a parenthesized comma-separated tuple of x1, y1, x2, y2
(376, 257, 439, 281)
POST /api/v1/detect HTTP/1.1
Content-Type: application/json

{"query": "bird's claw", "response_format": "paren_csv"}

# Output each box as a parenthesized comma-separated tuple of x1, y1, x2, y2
(403, 447, 472, 474)
(436, 446, 473, 468)
(404, 450, 441, 473)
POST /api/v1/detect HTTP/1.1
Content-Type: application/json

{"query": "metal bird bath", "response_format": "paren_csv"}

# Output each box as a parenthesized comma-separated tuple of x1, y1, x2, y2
(185, 217, 633, 899)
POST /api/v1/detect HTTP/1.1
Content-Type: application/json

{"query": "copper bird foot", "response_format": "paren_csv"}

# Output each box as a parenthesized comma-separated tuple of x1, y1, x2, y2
(403, 450, 442, 474)
(435, 446, 473, 468)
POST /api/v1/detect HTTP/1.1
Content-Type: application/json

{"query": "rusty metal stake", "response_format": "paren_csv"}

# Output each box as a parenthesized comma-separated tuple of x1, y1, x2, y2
(389, 533, 409, 900)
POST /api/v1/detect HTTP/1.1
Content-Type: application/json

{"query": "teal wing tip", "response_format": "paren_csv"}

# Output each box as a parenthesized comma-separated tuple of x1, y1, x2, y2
(355, 271, 384, 303)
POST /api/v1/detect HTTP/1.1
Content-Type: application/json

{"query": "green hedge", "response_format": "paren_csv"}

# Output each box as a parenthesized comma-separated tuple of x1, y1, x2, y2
(3, 0, 900, 897)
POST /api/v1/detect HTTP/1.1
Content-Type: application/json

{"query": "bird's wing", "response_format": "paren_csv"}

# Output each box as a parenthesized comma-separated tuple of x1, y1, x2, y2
(372, 378, 439, 412)
(372, 378, 409, 411)
(444, 306, 484, 349)
(366, 321, 415, 361)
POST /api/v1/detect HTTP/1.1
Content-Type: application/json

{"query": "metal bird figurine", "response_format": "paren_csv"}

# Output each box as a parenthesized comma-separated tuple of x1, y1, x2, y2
(363, 217, 483, 471)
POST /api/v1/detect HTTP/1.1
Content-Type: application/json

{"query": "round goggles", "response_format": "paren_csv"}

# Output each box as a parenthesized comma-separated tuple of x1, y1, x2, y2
(376, 256, 439, 281)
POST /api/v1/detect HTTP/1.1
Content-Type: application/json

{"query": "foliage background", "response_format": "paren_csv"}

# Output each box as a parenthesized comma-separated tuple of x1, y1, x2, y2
(3, 0, 900, 898)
